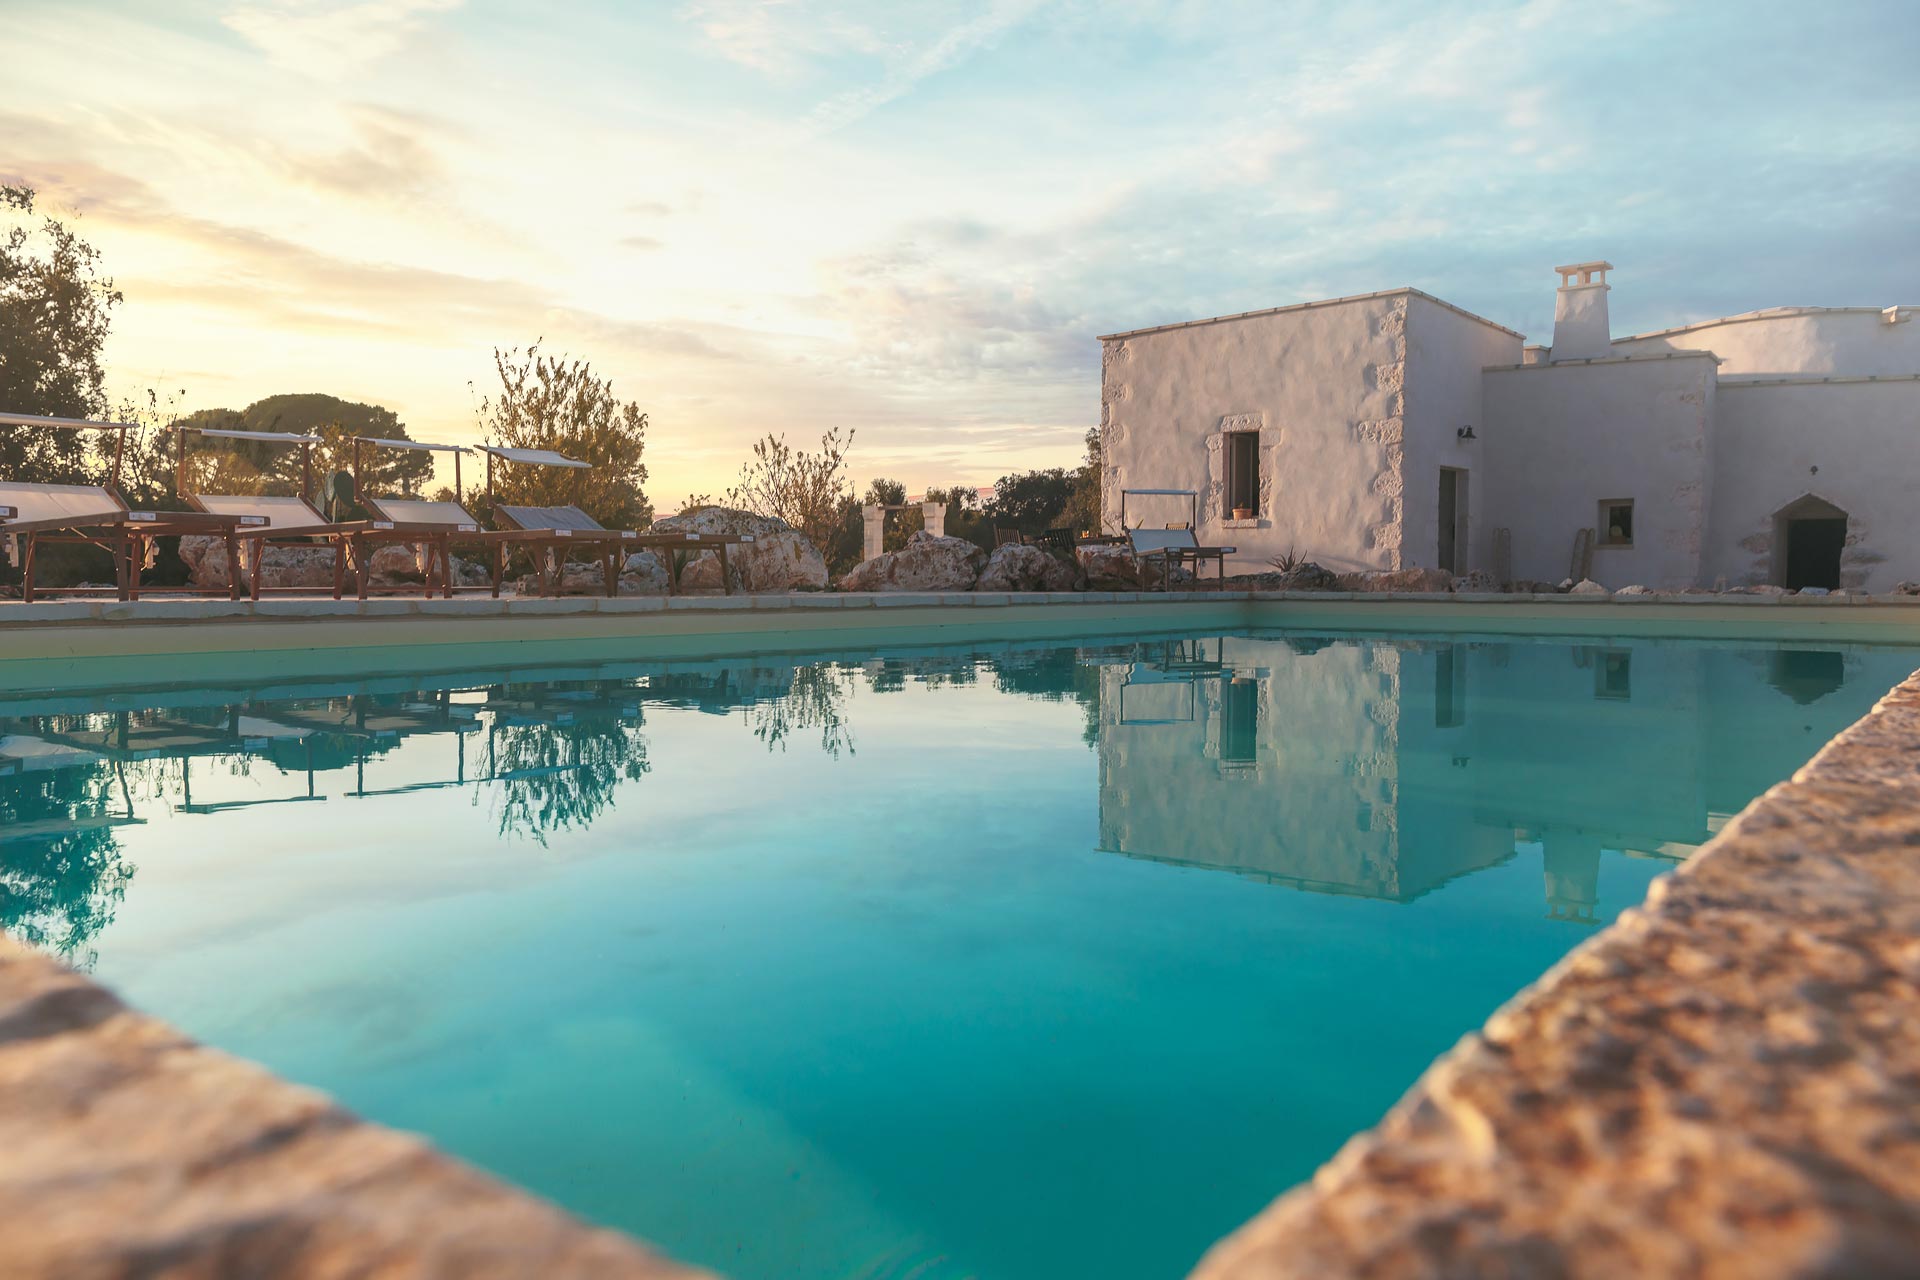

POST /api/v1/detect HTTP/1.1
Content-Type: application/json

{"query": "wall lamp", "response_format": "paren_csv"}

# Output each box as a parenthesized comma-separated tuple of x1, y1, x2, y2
(1457, 425, 1477, 440)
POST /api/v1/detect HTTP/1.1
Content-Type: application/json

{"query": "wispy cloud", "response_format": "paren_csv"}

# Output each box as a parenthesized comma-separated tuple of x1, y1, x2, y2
(803, 0, 1046, 133)
(222, 0, 466, 76)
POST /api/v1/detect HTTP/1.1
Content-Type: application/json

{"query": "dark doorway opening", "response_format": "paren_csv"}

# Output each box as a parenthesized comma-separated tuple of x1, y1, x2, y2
(1773, 495, 1848, 591)
(1438, 468, 1467, 574)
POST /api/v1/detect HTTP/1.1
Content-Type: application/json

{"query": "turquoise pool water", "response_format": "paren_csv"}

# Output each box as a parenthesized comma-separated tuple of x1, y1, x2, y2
(3, 630, 1915, 1279)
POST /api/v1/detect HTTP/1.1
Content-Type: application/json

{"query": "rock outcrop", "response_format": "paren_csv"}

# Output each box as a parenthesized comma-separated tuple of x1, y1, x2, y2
(1333, 567, 1455, 593)
(650, 507, 827, 592)
(976, 543, 1080, 592)
(179, 537, 336, 592)
(619, 550, 673, 595)
(179, 536, 489, 593)
(1077, 544, 1151, 591)
(1277, 561, 1339, 591)
(840, 530, 986, 592)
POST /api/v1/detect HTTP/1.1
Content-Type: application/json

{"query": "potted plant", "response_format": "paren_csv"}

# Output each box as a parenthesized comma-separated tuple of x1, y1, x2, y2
(1232, 506, 1254, 520)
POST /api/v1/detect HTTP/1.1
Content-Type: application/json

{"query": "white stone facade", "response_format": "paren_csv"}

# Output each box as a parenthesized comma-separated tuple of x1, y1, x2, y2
(1099, 267, 1920, 591)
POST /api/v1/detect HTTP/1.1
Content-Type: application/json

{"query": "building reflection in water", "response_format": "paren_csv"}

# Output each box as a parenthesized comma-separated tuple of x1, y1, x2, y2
(1, 634, 1905, 965)
(1093, 634, 1909, 924)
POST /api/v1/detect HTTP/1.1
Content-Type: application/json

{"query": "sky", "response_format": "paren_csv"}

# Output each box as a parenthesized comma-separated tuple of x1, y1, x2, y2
(4, 0, 1917, 505)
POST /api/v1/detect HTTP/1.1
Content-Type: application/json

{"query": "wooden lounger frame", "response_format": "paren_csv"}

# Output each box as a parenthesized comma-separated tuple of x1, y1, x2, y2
(2, 413, 262, 603)
(476, 445, 754, 598)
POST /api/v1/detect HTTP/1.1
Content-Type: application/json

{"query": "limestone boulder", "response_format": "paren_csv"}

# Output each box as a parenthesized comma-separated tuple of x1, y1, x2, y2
(179, 536, 339, 592)
(1451, 569, 1499, 593)
(364, 545, 426, 585)
(618, 550, 672, 595)
(1077, 544, 1151, 591)
(977, 543, 1080, 592)
(840, 530, 986, 592)
(1334, 567, 1455, 593)
(1278, 561, 1339, 591)
(1616, 584, 1652, 595)
(1569, 578, 1610, 595)
(651, 506, 828, 592)
(1895, 581, 1920, 596)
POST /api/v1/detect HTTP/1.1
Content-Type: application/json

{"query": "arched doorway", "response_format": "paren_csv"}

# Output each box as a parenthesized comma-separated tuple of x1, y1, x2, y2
(1772, 495, 1848, 591)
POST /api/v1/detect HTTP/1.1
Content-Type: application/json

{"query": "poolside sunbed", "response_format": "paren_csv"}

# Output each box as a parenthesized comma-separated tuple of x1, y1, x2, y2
(347, 436, 506, 600)
(1116, 489, 1236, 591)
(475, 445, 755, 596)
(2, 413, 264, 602)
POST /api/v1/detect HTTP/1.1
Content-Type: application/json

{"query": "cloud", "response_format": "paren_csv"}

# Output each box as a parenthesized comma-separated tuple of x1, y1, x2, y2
(281, 106, 447, 197)
(620, 235, 665, 251)
(678, 0, 896, 78)
(802, 0, 1045, 133)
(221, 0, 466, 76)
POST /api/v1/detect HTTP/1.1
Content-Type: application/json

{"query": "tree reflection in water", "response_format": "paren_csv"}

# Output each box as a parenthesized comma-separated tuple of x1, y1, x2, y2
(0, 639, 1131, 960)
(481, 684, 652, 847)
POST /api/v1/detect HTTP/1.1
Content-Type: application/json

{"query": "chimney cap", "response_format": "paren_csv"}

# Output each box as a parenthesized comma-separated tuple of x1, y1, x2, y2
(1554, 260, 1614, 287)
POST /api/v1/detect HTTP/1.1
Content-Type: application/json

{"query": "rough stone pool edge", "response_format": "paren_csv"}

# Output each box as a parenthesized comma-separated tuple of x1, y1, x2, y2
(1, 631, 1918, 1278)
(1190, 666, 1920, 1279)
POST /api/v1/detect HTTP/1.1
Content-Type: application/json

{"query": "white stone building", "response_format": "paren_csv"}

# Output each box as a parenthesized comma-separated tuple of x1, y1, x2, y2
(1097, 264, 1919, 590)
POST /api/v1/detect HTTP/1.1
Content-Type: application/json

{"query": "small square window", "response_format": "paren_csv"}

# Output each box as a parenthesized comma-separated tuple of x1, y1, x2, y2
(1598, 499, 1634, 548)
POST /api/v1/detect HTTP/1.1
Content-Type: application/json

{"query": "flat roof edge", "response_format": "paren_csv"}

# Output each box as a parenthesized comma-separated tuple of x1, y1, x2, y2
(1097, 287, 1525, 343)
(1484, 350, 1723, 373)
(1612, 306, 1905, 345)
(1719, 373, 1920, 389)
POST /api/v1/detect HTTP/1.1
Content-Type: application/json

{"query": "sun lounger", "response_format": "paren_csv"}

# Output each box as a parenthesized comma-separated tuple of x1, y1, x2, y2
(475, 445, 754, 597)
(178, 426, 486, 601)
(1126, 526, 1236, 590)
(1, 410, 265, 601)
(344, 436, 512, 600)
(1115, 489, 1234, 590)
(1, 414, 276, 602)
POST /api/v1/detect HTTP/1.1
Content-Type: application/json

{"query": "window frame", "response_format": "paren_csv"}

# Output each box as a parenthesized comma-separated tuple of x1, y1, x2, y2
(1597, 498, 1635, 549)
(1223, 430, 1261, 519)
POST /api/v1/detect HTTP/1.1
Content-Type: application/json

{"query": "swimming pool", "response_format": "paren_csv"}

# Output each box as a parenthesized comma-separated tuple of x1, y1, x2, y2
(4, 629, 1915, 1279)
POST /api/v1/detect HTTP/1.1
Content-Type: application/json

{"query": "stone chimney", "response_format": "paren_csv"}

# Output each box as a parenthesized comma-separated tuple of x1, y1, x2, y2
(1550, 261, 1613, 360)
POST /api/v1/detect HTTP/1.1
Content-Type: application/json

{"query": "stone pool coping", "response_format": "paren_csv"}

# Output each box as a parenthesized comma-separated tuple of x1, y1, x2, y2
(4, 609, 1920, 1277)
(0, 937, 707, 1278)
(1192, 668, 1920, 1279)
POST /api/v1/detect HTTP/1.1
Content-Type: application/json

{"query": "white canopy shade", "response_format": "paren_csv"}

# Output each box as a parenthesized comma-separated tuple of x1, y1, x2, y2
(479, 445, 589, 468)
(0, 411, 135, 432)
(1121, 488, 1199, 497)
(355, 436, 469, 453)
(178, 426, 324, 445)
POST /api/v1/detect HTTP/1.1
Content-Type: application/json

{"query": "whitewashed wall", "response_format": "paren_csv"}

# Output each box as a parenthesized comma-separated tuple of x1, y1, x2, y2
(1099, 293, 1410, 573)
(1612, 309, 1919, 377)
(1401, 296, 1523, 572)
(1481, 354, 1719, 588)
(1703, 379, 1920, 591)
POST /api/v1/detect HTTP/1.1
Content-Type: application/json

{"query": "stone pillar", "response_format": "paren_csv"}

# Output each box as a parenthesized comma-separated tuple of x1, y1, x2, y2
(862, 505, 886, 562)
(920, 501, 946, 539)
